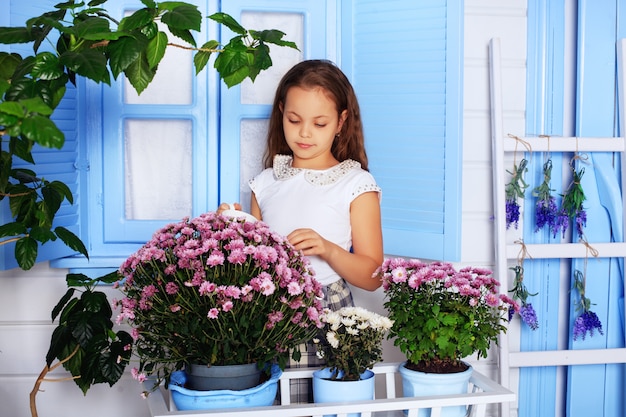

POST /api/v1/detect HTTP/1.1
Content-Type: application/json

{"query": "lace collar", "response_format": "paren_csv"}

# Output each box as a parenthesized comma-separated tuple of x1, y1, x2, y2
(272, 154, 361, 186)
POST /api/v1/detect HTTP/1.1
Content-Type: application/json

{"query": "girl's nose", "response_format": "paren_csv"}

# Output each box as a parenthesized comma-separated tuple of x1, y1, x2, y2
(299, 123, 312, 138)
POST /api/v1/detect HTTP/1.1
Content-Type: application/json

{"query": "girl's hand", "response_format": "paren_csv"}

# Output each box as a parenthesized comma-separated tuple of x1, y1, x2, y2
(287, 228, 334, 258)
(217, 202, 242, 215)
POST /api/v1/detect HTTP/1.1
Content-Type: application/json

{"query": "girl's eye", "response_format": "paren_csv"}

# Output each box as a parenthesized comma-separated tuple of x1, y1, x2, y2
(315, 123, 327, 128)
(288, 119, 300, 124)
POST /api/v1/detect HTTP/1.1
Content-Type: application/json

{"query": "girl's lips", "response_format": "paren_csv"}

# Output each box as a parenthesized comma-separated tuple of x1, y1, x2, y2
(296, 142, 313, 149)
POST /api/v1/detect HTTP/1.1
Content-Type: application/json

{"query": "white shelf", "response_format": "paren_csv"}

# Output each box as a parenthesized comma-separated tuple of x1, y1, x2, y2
(144, 362, 515, 417)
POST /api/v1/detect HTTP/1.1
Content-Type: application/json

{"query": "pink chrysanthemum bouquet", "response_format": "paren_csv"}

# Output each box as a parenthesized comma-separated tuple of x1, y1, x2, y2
(116, 212, 324, 389)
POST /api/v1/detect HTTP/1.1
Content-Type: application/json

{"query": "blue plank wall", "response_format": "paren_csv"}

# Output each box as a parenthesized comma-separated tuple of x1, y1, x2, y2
(522, 1, 625, 416)
(520, 2, 566, 416)
(568, 1, 623, 416)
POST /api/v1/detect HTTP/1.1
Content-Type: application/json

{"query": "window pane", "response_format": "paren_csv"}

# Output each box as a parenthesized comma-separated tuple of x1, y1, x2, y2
(240, 12, 304, 105)
(239, 119, 269, 212)
(124, 119, 192, 220)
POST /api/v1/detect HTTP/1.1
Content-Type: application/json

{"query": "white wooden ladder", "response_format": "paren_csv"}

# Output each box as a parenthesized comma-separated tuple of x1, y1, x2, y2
(489, 37, 626, 417)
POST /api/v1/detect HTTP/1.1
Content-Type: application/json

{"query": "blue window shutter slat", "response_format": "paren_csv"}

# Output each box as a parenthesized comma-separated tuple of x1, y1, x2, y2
(346, 0, 463, 261)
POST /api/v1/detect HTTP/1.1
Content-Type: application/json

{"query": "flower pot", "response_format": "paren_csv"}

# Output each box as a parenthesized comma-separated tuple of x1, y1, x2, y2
(169, 364, 282, 410)
(186, 362, 261, 391)
(312, 368, 376, 417)
(398, 361, 473, 417)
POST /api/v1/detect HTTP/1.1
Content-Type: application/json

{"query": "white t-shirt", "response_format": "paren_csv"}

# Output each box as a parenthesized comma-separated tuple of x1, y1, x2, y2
(249, 154, 381, 286)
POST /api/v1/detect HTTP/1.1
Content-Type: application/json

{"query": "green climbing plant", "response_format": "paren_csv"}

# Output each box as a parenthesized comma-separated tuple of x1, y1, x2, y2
(0, 0, 297, 270)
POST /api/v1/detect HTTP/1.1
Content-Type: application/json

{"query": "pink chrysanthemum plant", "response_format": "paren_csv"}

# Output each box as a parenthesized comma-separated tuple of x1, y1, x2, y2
(376, 258, 519, 374)
(115, 212, 324, 391)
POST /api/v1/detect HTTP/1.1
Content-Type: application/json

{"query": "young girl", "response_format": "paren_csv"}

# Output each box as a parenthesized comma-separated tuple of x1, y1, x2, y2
(220, 59, 383, 400)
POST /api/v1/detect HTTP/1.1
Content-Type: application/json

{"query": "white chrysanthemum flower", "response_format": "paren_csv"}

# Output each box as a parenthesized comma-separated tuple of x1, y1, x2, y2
(341, 317, 356, 327)
(346, 327, 359, 336)
(326, 331, 339, 349)
(356, 321, 369, 330)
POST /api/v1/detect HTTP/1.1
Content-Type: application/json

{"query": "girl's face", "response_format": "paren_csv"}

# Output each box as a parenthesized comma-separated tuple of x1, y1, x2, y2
(281, 86, 347, 169)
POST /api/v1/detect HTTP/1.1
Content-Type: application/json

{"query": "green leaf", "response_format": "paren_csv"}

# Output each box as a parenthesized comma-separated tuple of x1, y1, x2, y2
(214, 41, 249, 88)
(0, 101, 25, 118)
(42, 184, 63, 217)
(168, 27, 196, 47)
(118, 8, 154, 32)
(0, 222, 27, 239)
(161, 5, 201, 31)
(250, 29, 298, 49)
(82, 290, 110, 314)
(0, 78, 11, 97)
(11, 139, 35, 164)
(48, 180, 74, 204)
(66, 273, 93, 288)
(92, 270, 123, 285)
(208, 13, 246, 35)
(0, 52, 22, 81)
(59, 49, 110, 84)
(71, 312, 95, 347)
(99, 347, 126, 385)
(31, 52, 65, 80)
(124, 52, 155, 95)
(7, 79, 55, 109)
(140, 21, 159, 40)
(194, 40, 219, 74)
(146, 31, 168, 69)
(72, 16, 112, 41)
(15, 236, 38, 270)
(51, 288, 76, 321)
(55, 226, 89, 259)
(45, 325, 72, 366)
(107, 33, 149, 79)
(55, 1, 86, 11)
(29, 226, 57, 244)
(20, 96, 54, 116)
(0, 26, 42, 44)
(20, 114, 65, 149)
(248, 43, 271, 81)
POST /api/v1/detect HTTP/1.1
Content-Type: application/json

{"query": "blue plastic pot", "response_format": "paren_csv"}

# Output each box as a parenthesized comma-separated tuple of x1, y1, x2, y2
(169, 364, 282, 411)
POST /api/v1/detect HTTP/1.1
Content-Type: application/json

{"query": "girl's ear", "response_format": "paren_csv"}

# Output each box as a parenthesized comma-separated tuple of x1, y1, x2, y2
(279, 101, 284, 113)
(337, 109, 348, 134)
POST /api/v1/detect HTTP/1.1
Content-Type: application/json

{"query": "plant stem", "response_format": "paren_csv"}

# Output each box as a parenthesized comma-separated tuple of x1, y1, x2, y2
(29, 345, 80, 417)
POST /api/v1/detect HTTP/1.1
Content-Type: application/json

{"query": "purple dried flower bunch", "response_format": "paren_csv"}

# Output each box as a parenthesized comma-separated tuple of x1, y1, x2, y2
(572, 269, 603, 341)
(505, 158, 529, 229)
(508, 265, 539, 330)
(116, 212, 324, 391)
(532, 159, 569, 238)
(561, 165, 587, 237)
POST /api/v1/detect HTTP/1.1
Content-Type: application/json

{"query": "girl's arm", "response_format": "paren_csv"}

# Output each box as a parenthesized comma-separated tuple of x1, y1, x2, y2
(288, 191, 383, 291)
(250, 193, 263, 221)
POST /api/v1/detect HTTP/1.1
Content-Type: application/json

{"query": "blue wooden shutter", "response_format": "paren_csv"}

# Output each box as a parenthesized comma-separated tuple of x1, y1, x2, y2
(344, 0, 463, 261)
(0, 0, 81, 270)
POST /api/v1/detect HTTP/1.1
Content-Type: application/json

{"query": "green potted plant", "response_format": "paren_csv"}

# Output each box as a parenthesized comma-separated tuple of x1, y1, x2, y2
(376, 258, 518, 417)
(115, 212, 324, 407)
(311, 306, 392, 415)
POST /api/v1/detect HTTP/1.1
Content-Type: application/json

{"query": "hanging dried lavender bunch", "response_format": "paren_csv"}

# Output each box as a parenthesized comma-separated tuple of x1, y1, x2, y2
(508, 265, 539, 330)
(572, 269, 603, 341)
(561, 164, 587, 237)
(533, 159, 568, 238)
(505, 158, 529, 229)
